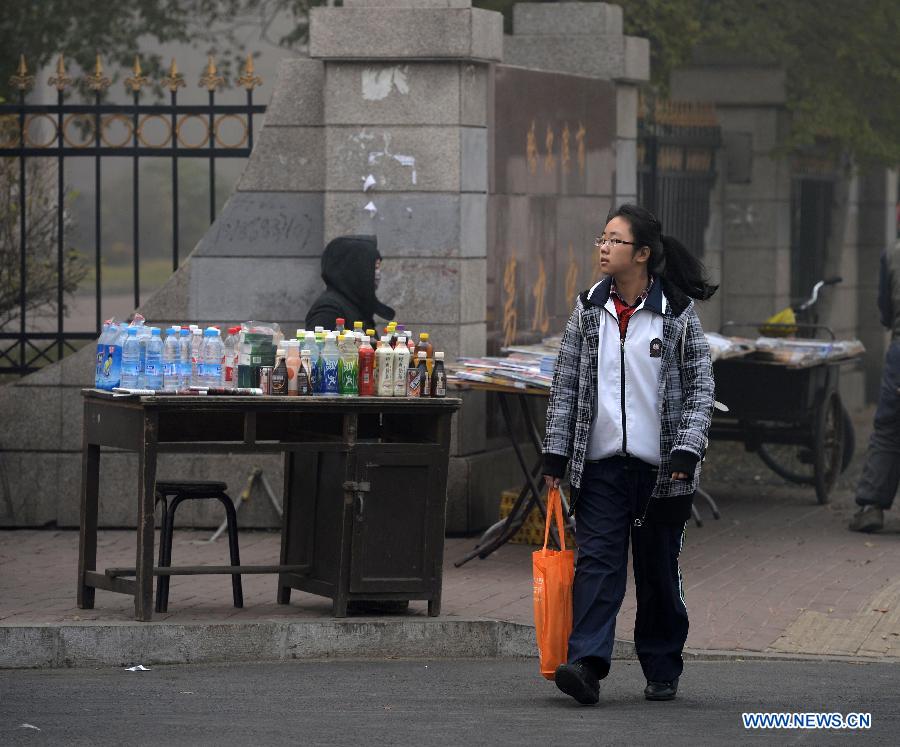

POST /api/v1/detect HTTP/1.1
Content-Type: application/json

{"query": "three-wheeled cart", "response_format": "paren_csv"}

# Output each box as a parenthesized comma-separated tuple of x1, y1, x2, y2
(710, 324, 860, 504)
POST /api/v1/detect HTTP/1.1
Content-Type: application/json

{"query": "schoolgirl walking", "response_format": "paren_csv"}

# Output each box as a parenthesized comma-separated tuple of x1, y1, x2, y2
(543, 204, 717, 705)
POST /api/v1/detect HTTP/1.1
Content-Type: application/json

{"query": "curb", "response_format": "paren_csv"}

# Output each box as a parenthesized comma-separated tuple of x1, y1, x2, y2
(2, 620, 894, 670)
(0, 619, 556, 670)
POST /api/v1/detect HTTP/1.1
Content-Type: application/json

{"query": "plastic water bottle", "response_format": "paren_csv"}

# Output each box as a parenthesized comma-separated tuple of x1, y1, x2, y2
(120, 327, 141, 389)
(137, 326, 151, 387)
(94, 323, 110, 388)
(190, 328, 204, 387)
(320, 333, 340, 395)
(143, 328, 163, 390)
(110, 324, 128, 389)
(203, 328, 224, 388)
(162, 327, 180, 392)
(178, 328, 192, 389)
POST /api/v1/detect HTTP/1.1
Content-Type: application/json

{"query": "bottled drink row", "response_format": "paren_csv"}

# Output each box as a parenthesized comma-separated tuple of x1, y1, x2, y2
(94, 316, 447, 399)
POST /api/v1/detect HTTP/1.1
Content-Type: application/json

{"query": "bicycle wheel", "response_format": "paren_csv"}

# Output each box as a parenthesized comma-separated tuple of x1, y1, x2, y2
(813, 392, 844, 504)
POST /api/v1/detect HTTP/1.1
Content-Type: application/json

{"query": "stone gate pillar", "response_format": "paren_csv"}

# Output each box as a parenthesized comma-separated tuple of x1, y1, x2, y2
(309, 0, 501, 363)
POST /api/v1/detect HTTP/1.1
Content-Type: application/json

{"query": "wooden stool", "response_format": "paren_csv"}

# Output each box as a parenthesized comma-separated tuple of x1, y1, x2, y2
(154, 480, 243, 613)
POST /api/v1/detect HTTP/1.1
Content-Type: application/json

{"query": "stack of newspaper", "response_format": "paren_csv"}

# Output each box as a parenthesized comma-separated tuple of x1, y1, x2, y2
(449, 332, 865, 389)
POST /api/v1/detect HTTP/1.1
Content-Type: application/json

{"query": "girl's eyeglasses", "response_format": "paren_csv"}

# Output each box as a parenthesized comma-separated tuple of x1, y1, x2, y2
(594, 237, 636, 248)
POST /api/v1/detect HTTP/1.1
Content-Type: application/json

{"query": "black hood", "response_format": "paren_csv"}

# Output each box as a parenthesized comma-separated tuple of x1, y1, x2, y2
(320, 235, 395, 321)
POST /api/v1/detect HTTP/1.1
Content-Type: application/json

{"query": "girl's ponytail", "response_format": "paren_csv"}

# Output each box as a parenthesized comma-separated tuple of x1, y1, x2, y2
(606, 203, 718, 301)
(659, 234, 718, 301)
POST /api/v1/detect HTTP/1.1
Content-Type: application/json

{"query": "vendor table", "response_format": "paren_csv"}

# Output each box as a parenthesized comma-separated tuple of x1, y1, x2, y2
(77, 390, 460, 621)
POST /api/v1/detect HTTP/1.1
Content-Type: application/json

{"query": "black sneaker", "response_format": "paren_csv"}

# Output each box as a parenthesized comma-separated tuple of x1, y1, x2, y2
(644, 677, 679, 701)
(554, 661, 600, 705)
(849, 506, 883, 533)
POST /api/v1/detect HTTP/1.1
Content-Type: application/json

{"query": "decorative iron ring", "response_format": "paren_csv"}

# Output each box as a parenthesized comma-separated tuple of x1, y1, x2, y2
(136, 114, 173, 148)
(213, 113, 249, 149)
(62, 113, 96, 148)
(175, 113, 210, 149)
(23, 114, 59, 148)
(99, 113, 134, 148)
(0, 115, 22, 148)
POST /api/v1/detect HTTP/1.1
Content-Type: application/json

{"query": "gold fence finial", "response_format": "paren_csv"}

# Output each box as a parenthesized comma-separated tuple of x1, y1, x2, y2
(124, 54, 149, 93)
(162, 57, 186, 93)
(238, 53, 262, 91)
(9, 53, 35, 91)
(48, 53, 73, 92)
(84, 53, 111, 92)
(199, 54, 225, 91)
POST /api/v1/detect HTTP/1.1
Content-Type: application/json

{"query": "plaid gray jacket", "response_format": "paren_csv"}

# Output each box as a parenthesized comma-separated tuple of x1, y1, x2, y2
(543, 276, 714, 503)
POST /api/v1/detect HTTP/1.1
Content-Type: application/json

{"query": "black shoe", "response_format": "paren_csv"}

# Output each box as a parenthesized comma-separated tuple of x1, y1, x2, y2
(554, 661, 600, 705)
(849, 506, 883, 533)
(644, 677, 679, 701)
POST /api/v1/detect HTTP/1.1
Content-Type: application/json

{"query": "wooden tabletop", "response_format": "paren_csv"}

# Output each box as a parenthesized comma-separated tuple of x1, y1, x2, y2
(82, 389, 461, 411)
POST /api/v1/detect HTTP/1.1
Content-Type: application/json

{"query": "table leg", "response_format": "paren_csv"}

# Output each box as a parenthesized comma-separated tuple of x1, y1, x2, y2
(134, 414, 158, 621)
(77, 441, 100, 609)
(277, 452, 293, 605)
(519, 394, 576, 532)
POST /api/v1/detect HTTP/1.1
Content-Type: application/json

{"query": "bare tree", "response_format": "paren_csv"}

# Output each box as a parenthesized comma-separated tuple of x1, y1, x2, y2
(0, 153, 86, 330)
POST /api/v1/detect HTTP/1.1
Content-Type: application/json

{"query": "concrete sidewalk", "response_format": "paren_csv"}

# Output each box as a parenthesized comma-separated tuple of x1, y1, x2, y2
(2, 435, 899, 667)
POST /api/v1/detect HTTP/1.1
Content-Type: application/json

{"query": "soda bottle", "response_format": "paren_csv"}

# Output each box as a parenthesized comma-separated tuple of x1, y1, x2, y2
(431, 351, 447, 398)
(335, 318, 346, 335)
(358, 335, 375, 396)
(178, 328, 192, 389)
(286, 340, 301, 396)
(375, 336, 394, 396)
(387, 322, 398, 349)
(120, 327, 141, 389)
(144, 328, 164, 390)
(392, 336, 410, 396)
(416, 333, 434, 375)
(366, 328, 377, 349)
(406, 351, 423, 397)
(299, 349, 313, 396)
(417, 350, 431, 396)
(224, 326, 240, 389)
(339, 334, 359, 397)
(321, 333, 340, 395)
(271, 356, 289, 395)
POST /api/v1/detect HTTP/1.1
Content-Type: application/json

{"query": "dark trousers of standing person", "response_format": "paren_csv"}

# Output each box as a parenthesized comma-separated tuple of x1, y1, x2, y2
(856, 340, 900, 509)
(567, 457, 689, 684)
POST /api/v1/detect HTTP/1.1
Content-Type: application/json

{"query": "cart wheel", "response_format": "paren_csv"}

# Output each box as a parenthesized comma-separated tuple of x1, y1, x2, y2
(756, 442, 815, 485)
(813, 392, 844, 504)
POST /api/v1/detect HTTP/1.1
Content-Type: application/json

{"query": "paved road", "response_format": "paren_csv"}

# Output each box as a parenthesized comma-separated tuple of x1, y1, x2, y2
(1, 659, 895, 745)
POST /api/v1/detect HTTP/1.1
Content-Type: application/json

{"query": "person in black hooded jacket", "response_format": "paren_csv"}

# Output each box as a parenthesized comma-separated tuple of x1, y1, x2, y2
(305, 235, 395, 331)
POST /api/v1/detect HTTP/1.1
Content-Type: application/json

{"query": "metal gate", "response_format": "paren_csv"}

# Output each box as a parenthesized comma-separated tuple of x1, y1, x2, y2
(0, 53, 264, 375)
(638, 98, 721, 257)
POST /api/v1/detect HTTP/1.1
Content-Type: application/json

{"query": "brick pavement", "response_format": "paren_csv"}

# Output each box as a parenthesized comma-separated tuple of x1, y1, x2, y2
(1, 421, 899, 658)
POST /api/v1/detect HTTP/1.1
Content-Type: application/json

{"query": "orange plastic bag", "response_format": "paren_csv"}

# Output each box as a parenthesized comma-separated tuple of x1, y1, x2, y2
(532, 486, 575, 680)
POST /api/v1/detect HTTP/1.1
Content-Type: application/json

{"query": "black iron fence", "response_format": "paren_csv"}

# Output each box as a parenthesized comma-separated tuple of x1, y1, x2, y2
(0, 54, 264, 375)
(638, 98, 721, 257)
